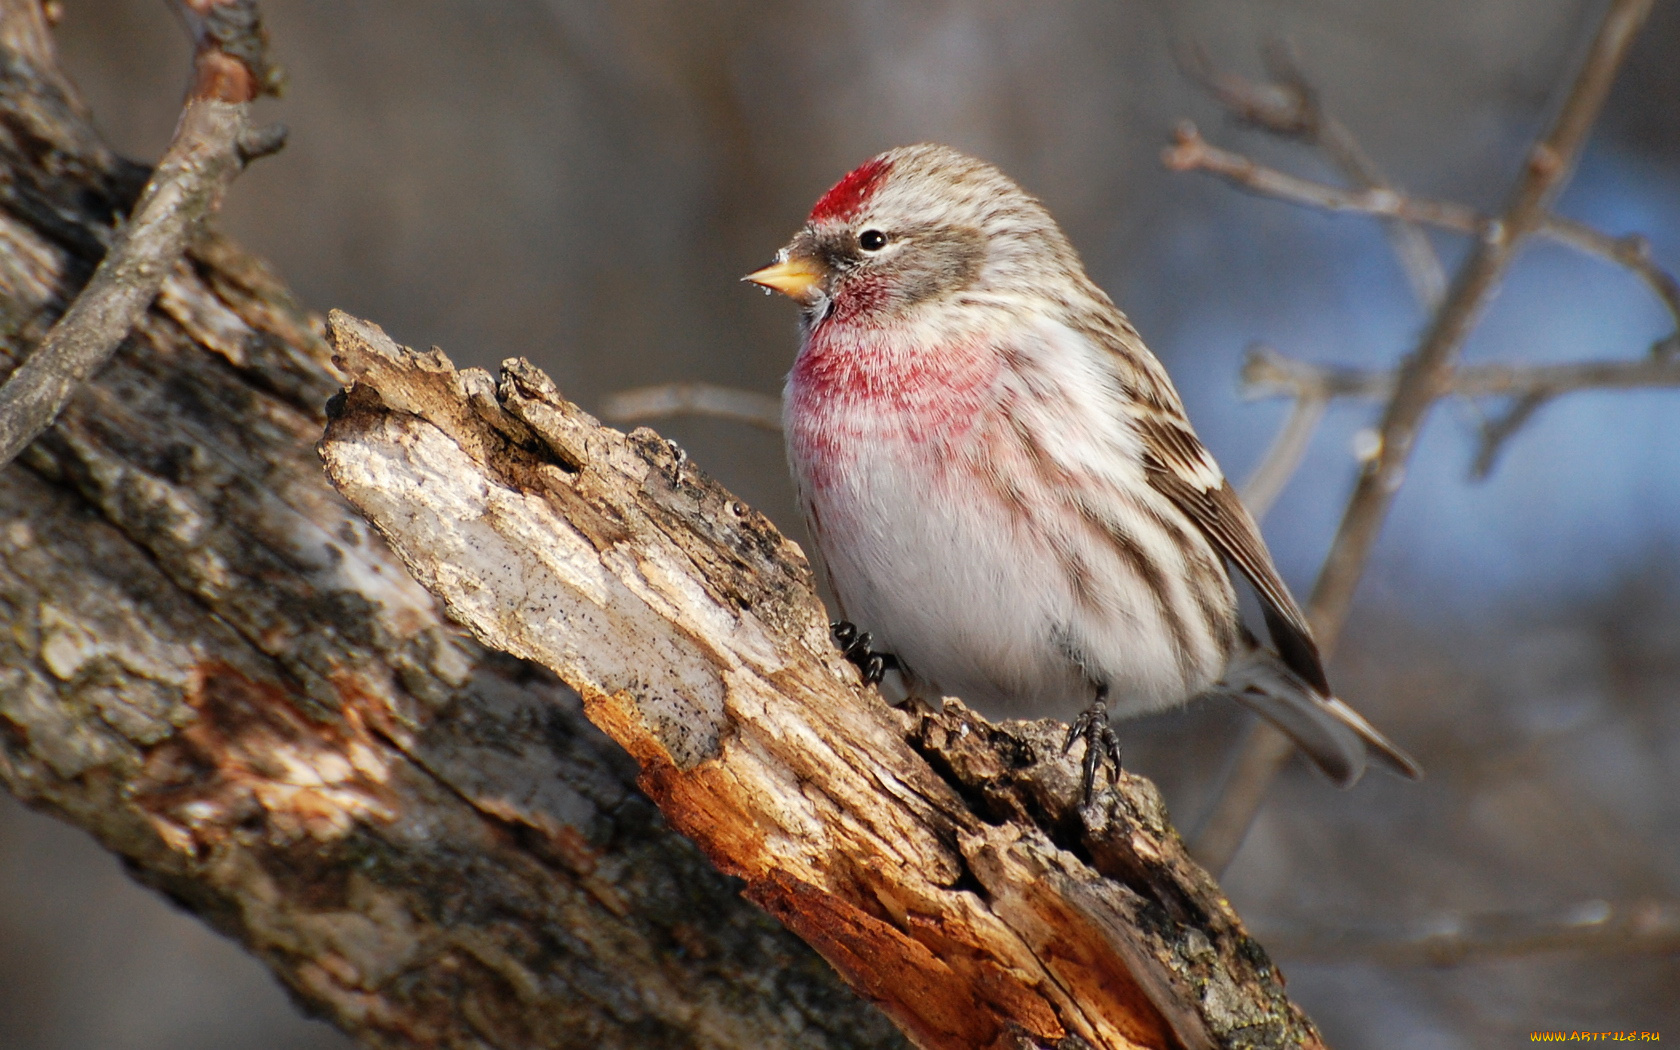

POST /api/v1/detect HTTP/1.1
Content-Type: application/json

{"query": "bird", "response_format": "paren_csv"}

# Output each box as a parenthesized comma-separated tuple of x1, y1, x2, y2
(745, 143, 1419, 796)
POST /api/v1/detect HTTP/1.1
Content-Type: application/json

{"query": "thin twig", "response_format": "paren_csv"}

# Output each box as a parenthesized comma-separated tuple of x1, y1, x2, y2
(1239, 392, 1327, 521)
(1164, 124, 1680, 331)
(1246, 334, 1680, 482)
(1260, 898, 1680, 966)
(0, 0, 280, 467)
(1543, 214, 1680, 327)
(1163, 123, 1482, 238)
(1190, 0, 1657, 876)
(1469, 393, 1548, 479)
(1176, 39, 1448, 309)
(600, 381, 784, 431)
(1241, 343, 1680, 402)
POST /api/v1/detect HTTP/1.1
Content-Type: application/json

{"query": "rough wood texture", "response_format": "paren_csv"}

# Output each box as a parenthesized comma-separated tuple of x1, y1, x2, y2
(0, 6, 905, 1047)
(0, 0, 278, 466)
(320, 312, 1327, 1050)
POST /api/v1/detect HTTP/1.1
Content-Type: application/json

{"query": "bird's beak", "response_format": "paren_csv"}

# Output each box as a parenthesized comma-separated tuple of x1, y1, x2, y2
(744, 251, 827, 304)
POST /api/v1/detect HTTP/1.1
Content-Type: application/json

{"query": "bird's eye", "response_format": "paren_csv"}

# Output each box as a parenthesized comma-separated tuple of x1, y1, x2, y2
(858, 229, 889, 252)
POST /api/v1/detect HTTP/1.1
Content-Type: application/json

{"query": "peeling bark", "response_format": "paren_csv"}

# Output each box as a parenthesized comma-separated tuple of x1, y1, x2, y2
(0, 6, 903, 1047)
(319, 313, 1328, 1050)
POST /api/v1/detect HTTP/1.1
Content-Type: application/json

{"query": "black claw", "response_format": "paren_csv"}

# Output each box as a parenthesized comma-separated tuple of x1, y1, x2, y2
(831, 620, 858, 649)
(1062, 696, 1123, 802)
(831, 620, 900, 685)
(862, 653, 884, 684)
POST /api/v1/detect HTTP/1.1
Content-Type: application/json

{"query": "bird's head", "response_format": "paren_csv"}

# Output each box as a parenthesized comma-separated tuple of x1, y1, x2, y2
(746, 143, 1083, 326)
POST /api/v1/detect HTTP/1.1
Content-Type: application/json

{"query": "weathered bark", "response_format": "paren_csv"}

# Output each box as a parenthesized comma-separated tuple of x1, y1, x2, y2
(318, 314, 1328, 1050)
(0, 5, 904, 1048)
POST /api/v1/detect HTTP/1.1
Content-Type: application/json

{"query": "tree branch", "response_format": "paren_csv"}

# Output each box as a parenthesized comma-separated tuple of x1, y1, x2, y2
(1541, 215, 1680, 327)
(320, 311, 1330, 1050)
(1259, 898, 1680, 967)
(1161, 123, 1481, 245)
(1239, 343, 1680, 480)
(1241, 342, 1680, 402)
(601, 381, 784, 431)
(0, 0, 282, 467)
(1173, 38, 1448, 309)
(1162, 125, 1680, 332)
(1187, 0, 1659, 875)
(1238, 392, 1327, 522)
(0, 7, 910, 1047)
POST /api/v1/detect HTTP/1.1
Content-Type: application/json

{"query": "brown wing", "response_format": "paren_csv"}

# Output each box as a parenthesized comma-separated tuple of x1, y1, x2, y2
(1133, 411, 1332, 697)
(1062, 291, 1332, 694)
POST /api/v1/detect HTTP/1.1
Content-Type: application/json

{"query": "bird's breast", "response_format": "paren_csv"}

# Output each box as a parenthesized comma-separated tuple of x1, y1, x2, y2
(785, 324, 999, 495)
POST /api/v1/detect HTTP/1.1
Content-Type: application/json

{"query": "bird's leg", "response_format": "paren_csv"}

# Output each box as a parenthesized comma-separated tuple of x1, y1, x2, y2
(1062, 685, 1123, 801)
(831, 620, 901, 685)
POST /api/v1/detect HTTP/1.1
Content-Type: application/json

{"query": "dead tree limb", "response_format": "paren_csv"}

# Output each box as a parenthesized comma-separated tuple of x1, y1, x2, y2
(0, 0, 281, 466)
(0, 1, 1328, 1044)
(320, 311, 1328, 1050)
(0, 4, 906, 1046)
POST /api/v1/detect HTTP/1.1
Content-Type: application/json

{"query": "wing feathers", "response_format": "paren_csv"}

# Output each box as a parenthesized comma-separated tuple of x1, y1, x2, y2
(1134, 412, 1331, 695)
(1136, 412, 1423, 783)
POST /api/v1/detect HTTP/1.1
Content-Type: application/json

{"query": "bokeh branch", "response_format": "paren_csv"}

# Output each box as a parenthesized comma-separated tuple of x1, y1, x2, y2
(1237, 392, 1327, 522)
(600, 380, 783, 431)
(1240, 341, 1680, 479)
(1173, 38, 1448, 309)
(1162, 124, 1680, 329)
(1183, 0, 1660, 874)
(1261, 898, 1680, 967)
(0, 0, 281, 467)
(1241, 342, 1680, 403)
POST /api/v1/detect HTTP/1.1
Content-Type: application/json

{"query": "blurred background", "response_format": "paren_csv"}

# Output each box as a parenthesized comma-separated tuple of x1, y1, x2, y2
(2, 0, 1676, 1046)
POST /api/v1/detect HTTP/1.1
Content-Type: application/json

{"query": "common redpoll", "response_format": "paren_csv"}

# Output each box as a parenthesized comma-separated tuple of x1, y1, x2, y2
(748, 143, 1419, 792)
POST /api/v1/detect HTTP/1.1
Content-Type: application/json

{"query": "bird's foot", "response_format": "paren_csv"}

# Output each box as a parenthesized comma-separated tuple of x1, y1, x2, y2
(1061, 697, 1123, 802)
(831, 621, 900, 685)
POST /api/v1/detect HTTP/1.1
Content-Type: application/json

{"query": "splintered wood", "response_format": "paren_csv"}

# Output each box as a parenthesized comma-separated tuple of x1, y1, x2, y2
(319, 310, 1326, 1050)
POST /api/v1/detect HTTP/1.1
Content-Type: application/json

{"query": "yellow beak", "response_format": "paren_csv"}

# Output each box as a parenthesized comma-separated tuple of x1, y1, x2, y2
(744, 253, 826, 303)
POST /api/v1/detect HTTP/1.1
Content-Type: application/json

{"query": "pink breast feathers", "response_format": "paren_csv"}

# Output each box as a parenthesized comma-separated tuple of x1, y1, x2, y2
(787, 326, 1000, 479)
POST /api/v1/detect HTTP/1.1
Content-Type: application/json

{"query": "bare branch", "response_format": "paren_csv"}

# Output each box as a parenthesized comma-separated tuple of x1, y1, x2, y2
(1190, 0, 1658, 875)
(320, 312, 1332, 1050)
(1241, 343, 1680, 403)
(1239, 392, 1327, 521)
(0, 0, 280, 467)
(1163, 126, 1680, 332)
(1543, 214, 1680, 328)
(1239, 339, 1680, 483)
(1176, 39, 1448, 308)
(1162, 122, 1480, 233)
(1469, 393, 1549, 479)
(601, 381, 784, 431)
(1260, 899, 1680, 966)
(1187, 725, 1298, 874)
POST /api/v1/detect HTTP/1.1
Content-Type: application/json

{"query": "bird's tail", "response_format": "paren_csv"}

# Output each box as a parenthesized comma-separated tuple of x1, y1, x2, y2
(1218, 642, 1422, 787)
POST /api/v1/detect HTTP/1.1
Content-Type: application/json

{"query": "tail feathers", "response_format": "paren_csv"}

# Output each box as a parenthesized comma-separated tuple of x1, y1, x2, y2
(1220, 646, 1422, 787)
